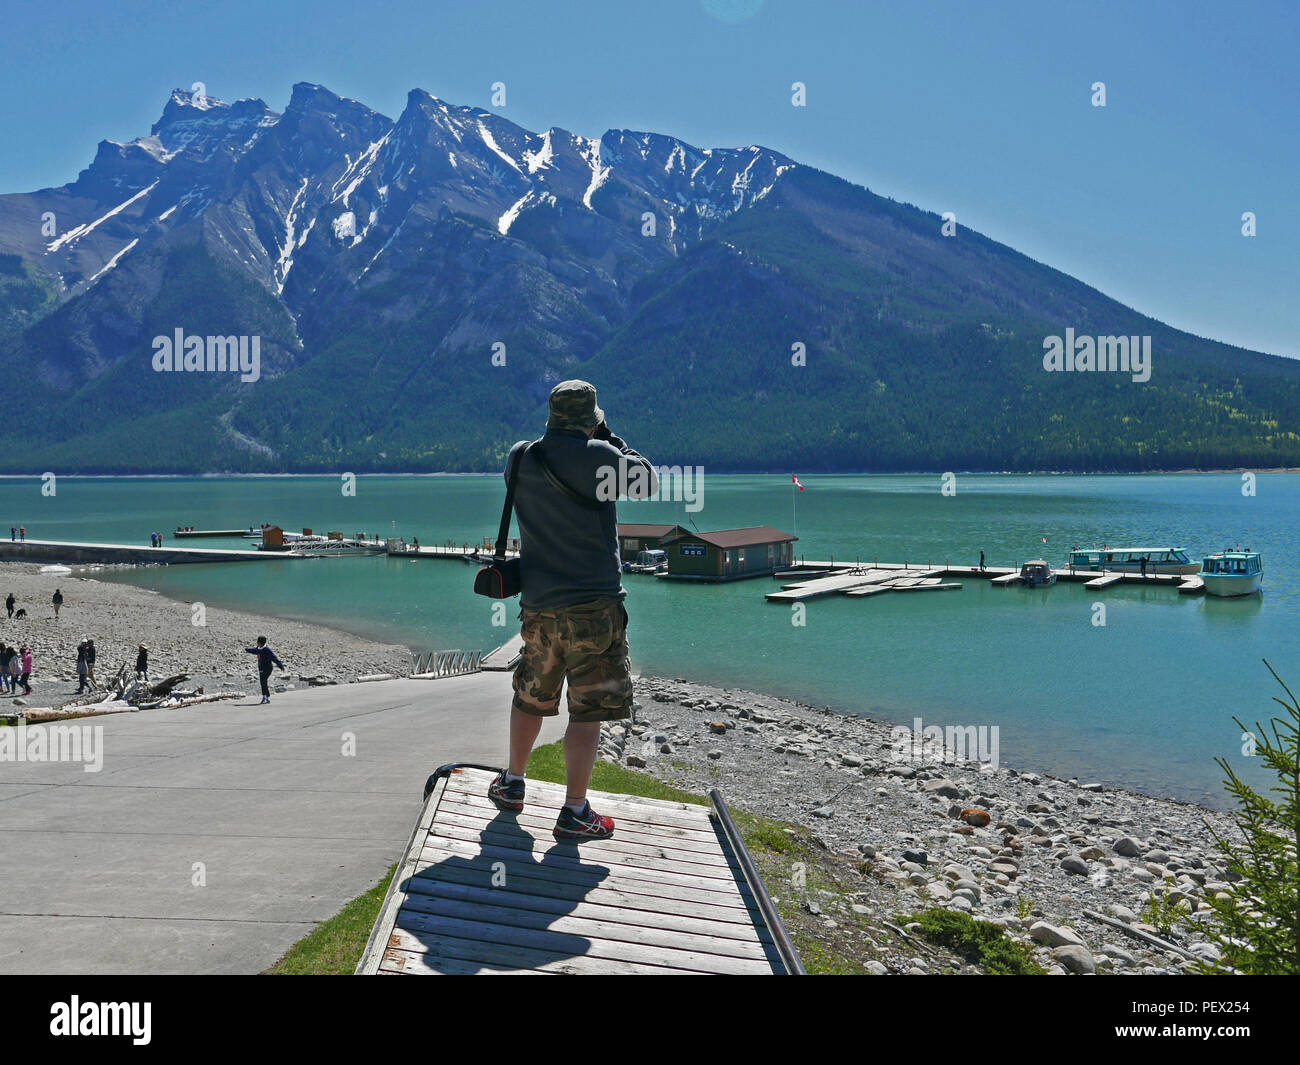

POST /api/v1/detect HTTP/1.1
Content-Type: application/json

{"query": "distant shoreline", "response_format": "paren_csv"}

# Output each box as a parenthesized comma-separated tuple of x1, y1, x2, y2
(0, 468, 1295, 479)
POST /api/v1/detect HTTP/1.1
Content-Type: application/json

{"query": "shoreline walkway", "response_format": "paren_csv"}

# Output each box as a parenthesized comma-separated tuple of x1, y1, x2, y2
(0, 674, 564, 974)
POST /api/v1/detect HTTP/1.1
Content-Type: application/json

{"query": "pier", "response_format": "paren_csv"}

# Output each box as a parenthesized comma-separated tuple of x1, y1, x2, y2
(765, 560, 1205, 602)
(0, 539, 301, 566)
(359, 766, 798, 975)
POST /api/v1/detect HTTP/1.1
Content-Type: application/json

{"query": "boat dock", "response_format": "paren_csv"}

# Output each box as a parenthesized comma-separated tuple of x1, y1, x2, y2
(0, 539, 302, 566)
(173, 528, 251, 538)
(766, 560, 1206, 602)
(358, 765, 800, 975)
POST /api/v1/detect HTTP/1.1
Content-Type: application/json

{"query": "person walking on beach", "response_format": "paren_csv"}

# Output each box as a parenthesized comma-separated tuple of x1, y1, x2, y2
(52, 588, 63, 618)
(487, 380, 657, 841)
(244, 636, 285, 704)
(85, 638, 98, 688)
(5, 592, 14, 619)
(136, 644, 149, 684)
(8, 648, 20, 693)
(0, 644, 12, 694)
(75, 640, 90, 694)
(19, 646, 31, 695)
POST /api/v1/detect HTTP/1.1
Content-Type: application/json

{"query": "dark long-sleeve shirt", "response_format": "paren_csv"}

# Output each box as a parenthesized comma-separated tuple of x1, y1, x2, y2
(245, 645, 284, 672)
(506, 427, 658, 610)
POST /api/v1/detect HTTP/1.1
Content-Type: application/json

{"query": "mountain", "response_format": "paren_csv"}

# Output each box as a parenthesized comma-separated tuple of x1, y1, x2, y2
(0, 83, 1296, 473)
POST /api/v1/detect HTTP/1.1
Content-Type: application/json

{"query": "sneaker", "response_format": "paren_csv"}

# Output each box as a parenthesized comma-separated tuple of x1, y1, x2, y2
(553, 801, 614, 841)
(261, 696, 270, 704)
(487, 771, 525, 812)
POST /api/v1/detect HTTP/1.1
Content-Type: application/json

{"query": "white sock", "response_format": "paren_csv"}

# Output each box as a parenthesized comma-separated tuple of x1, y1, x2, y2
(565, 800, 587, 815)
(504, 771, 525, 783)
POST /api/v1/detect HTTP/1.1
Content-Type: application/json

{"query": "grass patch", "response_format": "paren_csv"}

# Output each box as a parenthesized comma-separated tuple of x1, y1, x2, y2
(526, 741, 709, 806)
(265, 864, 396, 975)
(901, 907, 1046, 975)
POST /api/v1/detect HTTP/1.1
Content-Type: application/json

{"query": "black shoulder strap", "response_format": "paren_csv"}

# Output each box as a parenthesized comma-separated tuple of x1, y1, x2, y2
(533, 441, 605, 511)
(494, 442, 532, 560)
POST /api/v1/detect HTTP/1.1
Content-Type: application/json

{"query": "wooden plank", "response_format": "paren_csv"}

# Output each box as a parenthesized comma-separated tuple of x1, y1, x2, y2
(402, 877, 774, 944)
(381, 933, 706, 976)
(424, 822, 745, 881)
(438, 792, 727, 852)
(428, 807, 735, 869)
(991, 573, 1022, 586)
(441, 786, 721, 841)
(417, 836, 755, 898)
(379, 949, 552, 975)
(1084, 573, 1125, 589)
(406, 858, 762, 919)
(445, 767, 714, 817)
(443, 774, 714, 832)
(398, 892, 776, 961)
(393, 910, 779, 975)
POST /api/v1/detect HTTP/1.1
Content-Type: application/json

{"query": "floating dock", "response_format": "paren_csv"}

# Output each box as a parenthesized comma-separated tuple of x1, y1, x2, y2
(766, 560, 1205, 602)
(358, 765, 800, 976)
(173, 528, 251, 539)
(0, 539, 302, 565)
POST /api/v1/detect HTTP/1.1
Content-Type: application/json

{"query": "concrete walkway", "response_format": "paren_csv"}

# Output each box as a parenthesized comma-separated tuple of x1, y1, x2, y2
(0, 674, 565, 974)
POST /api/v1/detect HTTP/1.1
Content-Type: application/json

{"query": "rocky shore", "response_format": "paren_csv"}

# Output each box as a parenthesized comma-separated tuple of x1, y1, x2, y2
(602, 674, 1246, 975)
(0, 562, 412, 709)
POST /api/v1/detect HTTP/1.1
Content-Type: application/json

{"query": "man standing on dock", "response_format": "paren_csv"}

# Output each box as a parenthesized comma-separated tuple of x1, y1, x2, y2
(245, 636, 285, 704)
(488, 380, 658, 841)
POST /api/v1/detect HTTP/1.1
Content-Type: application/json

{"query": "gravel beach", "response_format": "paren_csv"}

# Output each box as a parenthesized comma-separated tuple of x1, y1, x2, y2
(0, 562, 412, 709)
(602, 674, 1248, 975)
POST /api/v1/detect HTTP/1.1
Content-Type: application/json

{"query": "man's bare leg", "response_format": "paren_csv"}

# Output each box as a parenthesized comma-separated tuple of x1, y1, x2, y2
(563, 719, 601, 806)
(508, 707, 544, 776)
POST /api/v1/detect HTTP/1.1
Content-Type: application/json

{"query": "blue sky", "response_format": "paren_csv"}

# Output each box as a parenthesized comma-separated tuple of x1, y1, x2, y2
(4, 0, 1296, 356)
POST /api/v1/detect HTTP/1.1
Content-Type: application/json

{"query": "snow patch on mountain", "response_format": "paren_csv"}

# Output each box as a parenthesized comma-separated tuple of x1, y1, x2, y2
(88, 238, 139, 283)
(274, 177, 310, 294)
(46, 179, 160, 253)
(523, 130, 554, 173)
(579, 138, 610, 209)
(478, 122, 523, 175)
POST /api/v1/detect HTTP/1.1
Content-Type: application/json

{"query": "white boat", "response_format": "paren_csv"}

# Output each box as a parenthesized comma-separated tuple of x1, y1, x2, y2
(1019, 559, 1056, 587)
(1068, 546, 1198, 575)
(1201, 551, 1263, 597)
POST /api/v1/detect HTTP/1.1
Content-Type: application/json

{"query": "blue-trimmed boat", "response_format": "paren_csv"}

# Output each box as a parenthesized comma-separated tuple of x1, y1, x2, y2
(1200, 550, 1263, 597)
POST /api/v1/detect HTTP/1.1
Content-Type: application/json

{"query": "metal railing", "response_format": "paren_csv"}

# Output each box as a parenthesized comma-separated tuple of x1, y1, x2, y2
(410, 649, 481, 678)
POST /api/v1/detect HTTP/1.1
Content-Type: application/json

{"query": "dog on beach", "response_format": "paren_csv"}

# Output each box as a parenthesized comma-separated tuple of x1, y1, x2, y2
(13, 609, 26, 619)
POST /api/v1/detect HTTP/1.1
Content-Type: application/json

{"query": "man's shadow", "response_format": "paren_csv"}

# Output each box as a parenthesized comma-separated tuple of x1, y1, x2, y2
(397, 809, 612, 974)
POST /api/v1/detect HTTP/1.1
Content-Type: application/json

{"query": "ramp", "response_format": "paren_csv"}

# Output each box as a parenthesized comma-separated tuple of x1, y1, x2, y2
(358, 765, 802, 975)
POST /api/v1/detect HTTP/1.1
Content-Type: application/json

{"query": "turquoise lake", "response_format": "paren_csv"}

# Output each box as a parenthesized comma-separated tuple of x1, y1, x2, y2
(4, 471, 1293, 808)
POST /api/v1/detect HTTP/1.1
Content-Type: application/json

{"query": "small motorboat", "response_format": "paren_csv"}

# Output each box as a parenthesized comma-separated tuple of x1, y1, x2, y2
(1019, 559, 1056, 587)
(1201, 550, 1263, 597)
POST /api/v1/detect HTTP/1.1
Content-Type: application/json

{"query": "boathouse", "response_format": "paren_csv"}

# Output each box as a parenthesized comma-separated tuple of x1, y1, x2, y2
(617, 523, 688, 555)
(660, 526, 797, 581)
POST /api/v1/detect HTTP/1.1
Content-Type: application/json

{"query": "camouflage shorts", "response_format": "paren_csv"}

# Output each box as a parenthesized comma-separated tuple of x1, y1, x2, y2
(512, 597, 633, 722)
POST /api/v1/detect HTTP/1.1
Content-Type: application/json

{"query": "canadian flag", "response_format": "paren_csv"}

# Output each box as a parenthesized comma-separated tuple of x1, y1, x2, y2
(792, 475, 805, 491)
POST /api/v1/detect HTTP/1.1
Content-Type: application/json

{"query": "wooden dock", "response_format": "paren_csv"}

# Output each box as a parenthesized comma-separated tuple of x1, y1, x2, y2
(358, 766, 799, 975)
(173, 528, 250, 538)
(767, 560, 1206, 603)
(0, 538, 302, 565)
